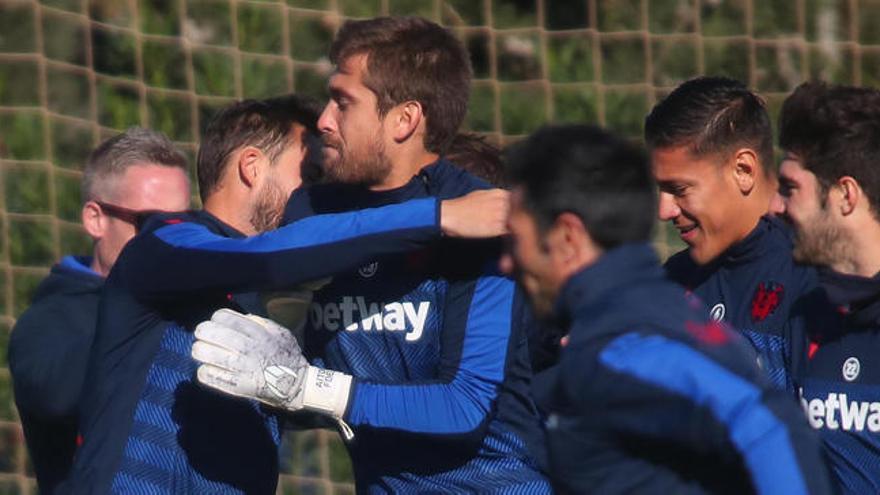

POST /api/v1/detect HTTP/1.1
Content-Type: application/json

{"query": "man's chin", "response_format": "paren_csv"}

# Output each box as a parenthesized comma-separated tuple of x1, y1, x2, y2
(791, 249, 811, 265)
(525, 290, 556, 319)
(687, 245, 718, 266)
(321, 148, 340, 166)
(321, 159, 351, 183)
(792, 243, 826, 267)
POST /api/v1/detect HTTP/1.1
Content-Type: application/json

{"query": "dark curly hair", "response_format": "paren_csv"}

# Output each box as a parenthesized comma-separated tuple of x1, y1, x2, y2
(779, 81, 880, 210)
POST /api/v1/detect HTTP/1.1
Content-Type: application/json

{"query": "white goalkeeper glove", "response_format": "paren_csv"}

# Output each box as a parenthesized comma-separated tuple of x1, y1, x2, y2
(192, 309, 353, 422)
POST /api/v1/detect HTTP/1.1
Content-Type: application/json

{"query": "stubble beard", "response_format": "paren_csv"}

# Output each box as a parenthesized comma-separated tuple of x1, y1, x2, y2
(529, 289, 555, 319)
(792, 209, 853, 269)
(322, 132, 392, 187)
(250, 178, 286, 233)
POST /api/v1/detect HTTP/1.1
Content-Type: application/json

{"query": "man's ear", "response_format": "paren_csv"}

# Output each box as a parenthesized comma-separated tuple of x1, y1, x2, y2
(390, 101, 423, 143)
(237, 146, 262, 188)
(732, 148, 759, 195)
(550, 212, 600, 273)
(836, 176, 862, 216)
(82, 201, 105, 240)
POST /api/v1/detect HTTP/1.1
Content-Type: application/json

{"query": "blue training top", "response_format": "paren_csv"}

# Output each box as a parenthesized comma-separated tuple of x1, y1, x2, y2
(799, 267, 880, 494)
(535, 243, 832, 494)
(664, 216, 823, 395)
(284, 159, 551, 493)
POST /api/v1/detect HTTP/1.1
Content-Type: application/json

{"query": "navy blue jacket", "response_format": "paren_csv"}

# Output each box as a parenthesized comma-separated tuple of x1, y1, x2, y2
(65, 200, 442, 494)
(799, 268, 880, 494)
(536, 243, 831, 494)
(284, 159, 550, 493)
(665, 216, 821, 394)
(8, 256, 102, 494)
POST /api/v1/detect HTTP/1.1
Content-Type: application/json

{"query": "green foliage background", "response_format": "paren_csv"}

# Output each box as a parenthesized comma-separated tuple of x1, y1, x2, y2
(1, 0, 880, 493)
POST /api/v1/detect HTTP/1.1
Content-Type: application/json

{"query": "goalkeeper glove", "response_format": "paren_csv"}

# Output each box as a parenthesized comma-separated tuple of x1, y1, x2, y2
(192, 309, 353, 428)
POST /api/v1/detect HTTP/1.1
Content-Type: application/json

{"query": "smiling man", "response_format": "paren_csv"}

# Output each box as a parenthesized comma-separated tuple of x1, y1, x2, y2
(771, 81, 880, 494)
(645, 76, 823, 394)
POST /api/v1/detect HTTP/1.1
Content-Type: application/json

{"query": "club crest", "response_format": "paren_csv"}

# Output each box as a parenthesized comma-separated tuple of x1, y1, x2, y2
(751, 282, 784, 322)
(358, 262, 379, 278)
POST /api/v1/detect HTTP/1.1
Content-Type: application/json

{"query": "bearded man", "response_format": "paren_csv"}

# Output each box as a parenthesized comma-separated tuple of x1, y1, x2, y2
(771, 82, 880, 494)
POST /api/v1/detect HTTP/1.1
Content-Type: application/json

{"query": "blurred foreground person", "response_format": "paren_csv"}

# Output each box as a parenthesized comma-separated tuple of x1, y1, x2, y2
(773, 81, 880, 494)
(7, 128, 190, 494)
(503, 124, 831, 494)
(446, 131, 563, 372)
(647, 76, 824, 394)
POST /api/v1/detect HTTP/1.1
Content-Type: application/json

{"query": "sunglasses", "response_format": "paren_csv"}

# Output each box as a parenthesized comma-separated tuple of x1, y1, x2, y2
(95, 201, 156, 226)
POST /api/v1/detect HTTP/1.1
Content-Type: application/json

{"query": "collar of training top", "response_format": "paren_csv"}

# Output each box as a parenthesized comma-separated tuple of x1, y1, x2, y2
(718, 215, 786, 266)
(143, 209, 247, 239)
(553, 242, 661, 326)
(819, 267, 880, 328)
(30, 255, 104, 303)
(346, 158, 466, 207)
(58, 255, 102, 279)
(193, 209, 249, 239)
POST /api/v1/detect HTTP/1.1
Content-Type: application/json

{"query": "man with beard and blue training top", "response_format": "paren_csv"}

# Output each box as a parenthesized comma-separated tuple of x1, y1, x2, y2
(502, 123, 831, 494)
(64, 95, 506, 494)
(646, 76, 831, 395)
(8, 128, 191, 493)
(771, 81, 880, 494)
(191, 16, 550, 493)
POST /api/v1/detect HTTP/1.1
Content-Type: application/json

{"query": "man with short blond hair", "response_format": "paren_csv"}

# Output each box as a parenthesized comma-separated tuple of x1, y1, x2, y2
(9, 127, 191, 494)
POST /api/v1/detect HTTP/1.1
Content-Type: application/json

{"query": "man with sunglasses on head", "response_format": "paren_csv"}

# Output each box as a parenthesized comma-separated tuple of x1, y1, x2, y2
(7, 127, 191, 494)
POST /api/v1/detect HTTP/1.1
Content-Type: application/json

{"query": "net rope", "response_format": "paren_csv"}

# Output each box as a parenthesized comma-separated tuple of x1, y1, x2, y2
(1, 0, 879, 492)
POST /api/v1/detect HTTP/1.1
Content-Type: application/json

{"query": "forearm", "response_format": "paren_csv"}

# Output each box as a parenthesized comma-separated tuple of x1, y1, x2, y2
(128, 198, 440, 298)
(345, 375, 496, 436)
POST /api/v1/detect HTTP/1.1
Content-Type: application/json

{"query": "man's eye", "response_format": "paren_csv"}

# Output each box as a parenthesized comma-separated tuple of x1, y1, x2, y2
(669, 185, 687, 197)
(779, 182, 794, 197)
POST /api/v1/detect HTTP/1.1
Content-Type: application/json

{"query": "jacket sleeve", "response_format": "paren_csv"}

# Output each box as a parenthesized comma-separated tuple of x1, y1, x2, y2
(344, 273, 513, 441)
(121, 198, 440, 299)
(591, 331, 831, 495)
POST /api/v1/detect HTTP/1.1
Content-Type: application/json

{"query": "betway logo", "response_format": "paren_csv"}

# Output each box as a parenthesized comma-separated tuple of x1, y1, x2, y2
(800, 390, 880, 432)
(309, 297, 429, 342)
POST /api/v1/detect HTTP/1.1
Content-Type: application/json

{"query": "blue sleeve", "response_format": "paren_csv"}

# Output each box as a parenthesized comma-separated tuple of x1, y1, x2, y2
(596, 332, 828, 495)
(121, 198, 440, 299)
(345, 273, 512, 436)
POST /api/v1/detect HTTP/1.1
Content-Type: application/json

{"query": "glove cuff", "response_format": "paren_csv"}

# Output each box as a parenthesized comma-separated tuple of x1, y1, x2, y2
(302, 366, 352, 419)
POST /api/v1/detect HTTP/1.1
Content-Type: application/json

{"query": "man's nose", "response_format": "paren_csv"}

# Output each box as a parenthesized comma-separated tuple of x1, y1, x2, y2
(657, 192, 681, 221)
